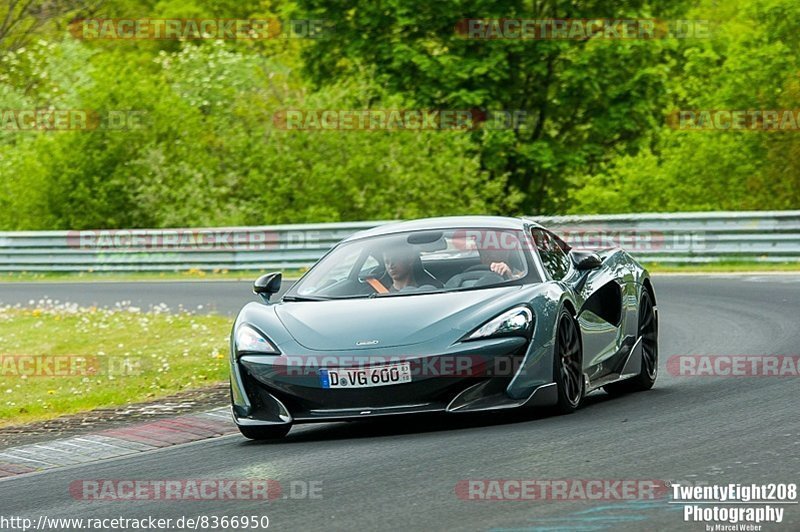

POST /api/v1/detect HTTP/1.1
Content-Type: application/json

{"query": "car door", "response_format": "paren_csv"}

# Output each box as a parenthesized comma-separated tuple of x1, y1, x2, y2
(532, 229, 623, 381)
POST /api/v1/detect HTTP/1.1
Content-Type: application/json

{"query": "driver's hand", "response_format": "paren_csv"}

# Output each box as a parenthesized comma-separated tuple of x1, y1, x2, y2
(490, 262, 512, 278)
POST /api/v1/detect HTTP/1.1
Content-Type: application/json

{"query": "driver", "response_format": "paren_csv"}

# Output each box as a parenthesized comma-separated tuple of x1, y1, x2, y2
(383, 244, 419, 292)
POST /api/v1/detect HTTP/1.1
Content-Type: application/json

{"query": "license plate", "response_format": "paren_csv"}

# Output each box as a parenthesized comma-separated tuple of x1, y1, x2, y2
(320, 363, 412, 389)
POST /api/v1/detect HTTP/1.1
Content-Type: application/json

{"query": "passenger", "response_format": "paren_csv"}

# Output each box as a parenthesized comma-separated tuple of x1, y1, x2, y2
(478, 247, 524, 279)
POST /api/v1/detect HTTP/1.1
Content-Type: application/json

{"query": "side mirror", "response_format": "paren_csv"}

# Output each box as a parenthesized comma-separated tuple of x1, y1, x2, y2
(571, 251, 603, 271)
(254, 272, 282, 301)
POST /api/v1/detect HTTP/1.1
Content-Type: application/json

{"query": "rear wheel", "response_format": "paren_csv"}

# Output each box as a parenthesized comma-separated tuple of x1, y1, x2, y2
(237, 424, 291, 441)
(553, 309, 584, 414)
(604, 290, 658, 396)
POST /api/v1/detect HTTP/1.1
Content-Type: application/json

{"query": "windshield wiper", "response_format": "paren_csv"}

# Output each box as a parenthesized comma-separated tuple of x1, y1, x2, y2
(371, 289, 444, 298)
(282, 295, 330, 302)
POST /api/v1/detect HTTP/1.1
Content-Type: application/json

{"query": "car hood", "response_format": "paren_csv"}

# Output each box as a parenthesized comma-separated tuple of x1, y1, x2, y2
(274, 286, 523, 351)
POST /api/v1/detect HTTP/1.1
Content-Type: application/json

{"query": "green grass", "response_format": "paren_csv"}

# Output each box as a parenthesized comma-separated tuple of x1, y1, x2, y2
(0, 303, 233, 426)
(644, 261, 800, 273)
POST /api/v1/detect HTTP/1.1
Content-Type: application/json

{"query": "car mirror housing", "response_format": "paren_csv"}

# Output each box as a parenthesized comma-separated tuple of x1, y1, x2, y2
(571, 251, 603, 271)
(254, 272, 282, 301)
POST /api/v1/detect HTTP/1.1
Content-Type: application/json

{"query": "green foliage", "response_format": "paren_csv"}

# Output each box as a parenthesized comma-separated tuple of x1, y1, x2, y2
(297, 0, 690, 213)
(0, 0, 798, 230)
(569, 0, 800, 213)
(0, 36, 515, 229)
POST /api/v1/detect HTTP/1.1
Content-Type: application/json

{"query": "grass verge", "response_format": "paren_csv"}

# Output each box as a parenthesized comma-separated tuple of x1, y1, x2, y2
(0, 302, 232, 426)
(644, 261, 800, 273)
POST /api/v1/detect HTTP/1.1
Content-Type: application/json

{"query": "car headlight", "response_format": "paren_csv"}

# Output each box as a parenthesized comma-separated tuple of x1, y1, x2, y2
(466, 306, 533, 341)
(235, 324, 279, 354)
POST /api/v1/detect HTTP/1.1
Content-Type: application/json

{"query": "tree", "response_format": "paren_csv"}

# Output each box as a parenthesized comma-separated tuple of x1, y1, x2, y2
(296, 0, 690, 214)
(569, 0, 800, 213)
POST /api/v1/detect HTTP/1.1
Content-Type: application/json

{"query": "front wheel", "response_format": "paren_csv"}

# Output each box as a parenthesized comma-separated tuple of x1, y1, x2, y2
(552, 308, 584, 414)
(604, 289, 658, 396)
(237, 424, 291, 441)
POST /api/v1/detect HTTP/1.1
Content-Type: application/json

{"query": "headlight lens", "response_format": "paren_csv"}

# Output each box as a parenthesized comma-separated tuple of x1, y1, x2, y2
(466, 307, 533, 341)
(235, 324, 279, 354)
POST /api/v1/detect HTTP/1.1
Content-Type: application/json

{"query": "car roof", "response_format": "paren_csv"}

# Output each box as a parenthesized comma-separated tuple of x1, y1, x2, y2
(343, 216, 544, 242)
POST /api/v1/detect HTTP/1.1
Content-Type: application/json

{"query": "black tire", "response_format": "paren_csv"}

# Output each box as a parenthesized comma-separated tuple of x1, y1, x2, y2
(604, 290, 658, 396)
(552, 308, 584, 414)
(237, 424, 291, 441)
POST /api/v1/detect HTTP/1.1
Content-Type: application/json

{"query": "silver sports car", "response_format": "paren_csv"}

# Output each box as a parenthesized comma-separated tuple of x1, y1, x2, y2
(229, 216, 658, 439)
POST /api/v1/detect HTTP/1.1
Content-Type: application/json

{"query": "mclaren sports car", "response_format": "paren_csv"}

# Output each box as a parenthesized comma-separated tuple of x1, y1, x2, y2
(229, 216, 658, 440)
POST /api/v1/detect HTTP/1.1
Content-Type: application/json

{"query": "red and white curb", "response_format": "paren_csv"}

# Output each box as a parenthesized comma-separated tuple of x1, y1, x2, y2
(0, 407, 234, 478)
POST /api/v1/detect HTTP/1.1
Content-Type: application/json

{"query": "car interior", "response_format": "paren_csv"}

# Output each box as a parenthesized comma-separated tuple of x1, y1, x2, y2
(294, 229, 533, 298)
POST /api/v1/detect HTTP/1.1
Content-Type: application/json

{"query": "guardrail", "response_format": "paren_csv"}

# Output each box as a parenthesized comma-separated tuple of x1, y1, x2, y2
(0, 211, 798, 272)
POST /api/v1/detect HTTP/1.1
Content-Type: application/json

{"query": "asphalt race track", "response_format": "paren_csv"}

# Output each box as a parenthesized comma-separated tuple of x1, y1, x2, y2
(0, 279, 264, 315)
(1, 275, 798, 530)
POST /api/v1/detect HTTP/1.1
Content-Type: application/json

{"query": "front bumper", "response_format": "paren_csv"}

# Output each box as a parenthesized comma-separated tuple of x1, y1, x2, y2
(230, 336, 557, 426)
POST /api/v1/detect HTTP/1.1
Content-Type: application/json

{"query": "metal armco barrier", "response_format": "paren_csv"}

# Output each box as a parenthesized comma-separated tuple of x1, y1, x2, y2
(0, 211, 798, 272)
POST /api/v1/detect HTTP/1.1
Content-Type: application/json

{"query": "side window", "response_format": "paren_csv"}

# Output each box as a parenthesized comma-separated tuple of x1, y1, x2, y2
(549, 231, 571, 254)
(358, 255, 380, 277)
(531, 229, 571, 280)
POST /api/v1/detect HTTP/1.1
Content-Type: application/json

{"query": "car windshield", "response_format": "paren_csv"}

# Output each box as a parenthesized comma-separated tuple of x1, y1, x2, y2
(286, 228, 535, 300)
